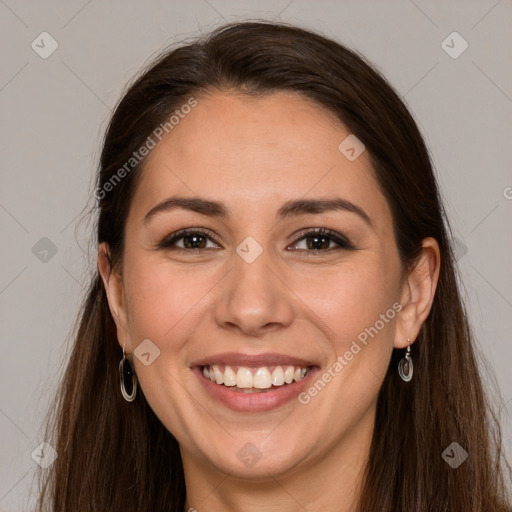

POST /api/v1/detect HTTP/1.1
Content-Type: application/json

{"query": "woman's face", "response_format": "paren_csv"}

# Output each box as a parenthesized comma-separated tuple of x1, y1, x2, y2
(102, 90, 413, 479)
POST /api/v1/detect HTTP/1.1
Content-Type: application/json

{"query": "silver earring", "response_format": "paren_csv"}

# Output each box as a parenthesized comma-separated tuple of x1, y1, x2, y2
(119, 346, 137, 402)
(398, 341, 413, 382)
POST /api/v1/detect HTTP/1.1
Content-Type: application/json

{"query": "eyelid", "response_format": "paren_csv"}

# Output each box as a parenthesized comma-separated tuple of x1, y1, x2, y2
(289, 227, 354, 250)
(157, 227, 222, 250)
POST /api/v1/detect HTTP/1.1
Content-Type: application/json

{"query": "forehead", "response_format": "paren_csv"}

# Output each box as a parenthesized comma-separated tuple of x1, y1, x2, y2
(131, 90, 391, 229)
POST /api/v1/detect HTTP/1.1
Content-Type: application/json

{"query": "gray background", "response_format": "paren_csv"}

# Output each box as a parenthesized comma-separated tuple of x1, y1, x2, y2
(1, 0, 511, 509)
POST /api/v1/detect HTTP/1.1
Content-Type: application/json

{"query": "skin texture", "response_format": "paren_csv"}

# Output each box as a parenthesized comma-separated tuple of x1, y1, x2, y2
(98, 90, 440, 512)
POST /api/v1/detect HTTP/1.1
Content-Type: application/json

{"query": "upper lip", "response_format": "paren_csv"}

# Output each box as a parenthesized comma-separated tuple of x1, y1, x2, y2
(190, 352, 318, 368)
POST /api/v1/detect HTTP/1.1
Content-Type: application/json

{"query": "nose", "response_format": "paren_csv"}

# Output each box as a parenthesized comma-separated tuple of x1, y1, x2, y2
(214, 245, 294, 338)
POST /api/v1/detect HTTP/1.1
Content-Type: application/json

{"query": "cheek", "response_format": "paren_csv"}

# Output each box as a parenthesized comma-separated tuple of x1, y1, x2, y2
(301, 253, 400, 403)
(296, 259, 399, 421)
(303, 256, 399, 341)
(123, 254, 212, 344)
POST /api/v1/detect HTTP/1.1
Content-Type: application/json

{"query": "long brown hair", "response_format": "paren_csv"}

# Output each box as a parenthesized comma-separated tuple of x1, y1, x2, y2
(37, 21, 511, 511)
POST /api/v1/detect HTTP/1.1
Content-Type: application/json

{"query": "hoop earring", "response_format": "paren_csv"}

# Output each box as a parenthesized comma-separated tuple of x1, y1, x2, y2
(119, 346, 137, 402)
(398, 340, 413, 382)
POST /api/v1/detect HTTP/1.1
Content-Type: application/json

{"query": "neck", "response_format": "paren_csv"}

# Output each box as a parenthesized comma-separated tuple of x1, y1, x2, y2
(182, 407, 374, 512)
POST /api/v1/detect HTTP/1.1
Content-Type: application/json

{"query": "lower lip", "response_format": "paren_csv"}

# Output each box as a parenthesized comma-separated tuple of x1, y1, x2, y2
(192, 367, 319, 412)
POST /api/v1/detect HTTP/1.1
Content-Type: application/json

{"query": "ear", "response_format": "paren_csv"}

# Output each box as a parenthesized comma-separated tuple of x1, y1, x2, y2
(97, 242, 132, 352)
(394, 237, 441, 349)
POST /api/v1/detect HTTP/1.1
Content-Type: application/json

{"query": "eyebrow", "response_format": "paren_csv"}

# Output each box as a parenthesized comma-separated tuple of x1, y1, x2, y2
(144, 196, 373, 227)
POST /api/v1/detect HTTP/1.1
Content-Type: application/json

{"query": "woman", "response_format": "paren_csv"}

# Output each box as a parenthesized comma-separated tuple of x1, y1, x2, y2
(37, 21, 511, 511)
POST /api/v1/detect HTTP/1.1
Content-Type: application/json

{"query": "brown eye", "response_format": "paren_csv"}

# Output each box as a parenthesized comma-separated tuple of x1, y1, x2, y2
(158, 229, 222, 250)
(289, 228, 353, 252)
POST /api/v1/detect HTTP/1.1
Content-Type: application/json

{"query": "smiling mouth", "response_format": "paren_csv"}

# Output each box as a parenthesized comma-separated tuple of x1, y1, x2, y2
(201, 364, 312, 393)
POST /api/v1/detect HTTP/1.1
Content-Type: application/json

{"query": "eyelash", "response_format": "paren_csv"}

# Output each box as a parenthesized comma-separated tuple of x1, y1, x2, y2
(157, 227, 354, 253)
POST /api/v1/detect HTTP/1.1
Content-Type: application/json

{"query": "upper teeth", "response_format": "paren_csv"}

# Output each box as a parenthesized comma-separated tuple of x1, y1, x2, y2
(202, 365, 309, 389)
